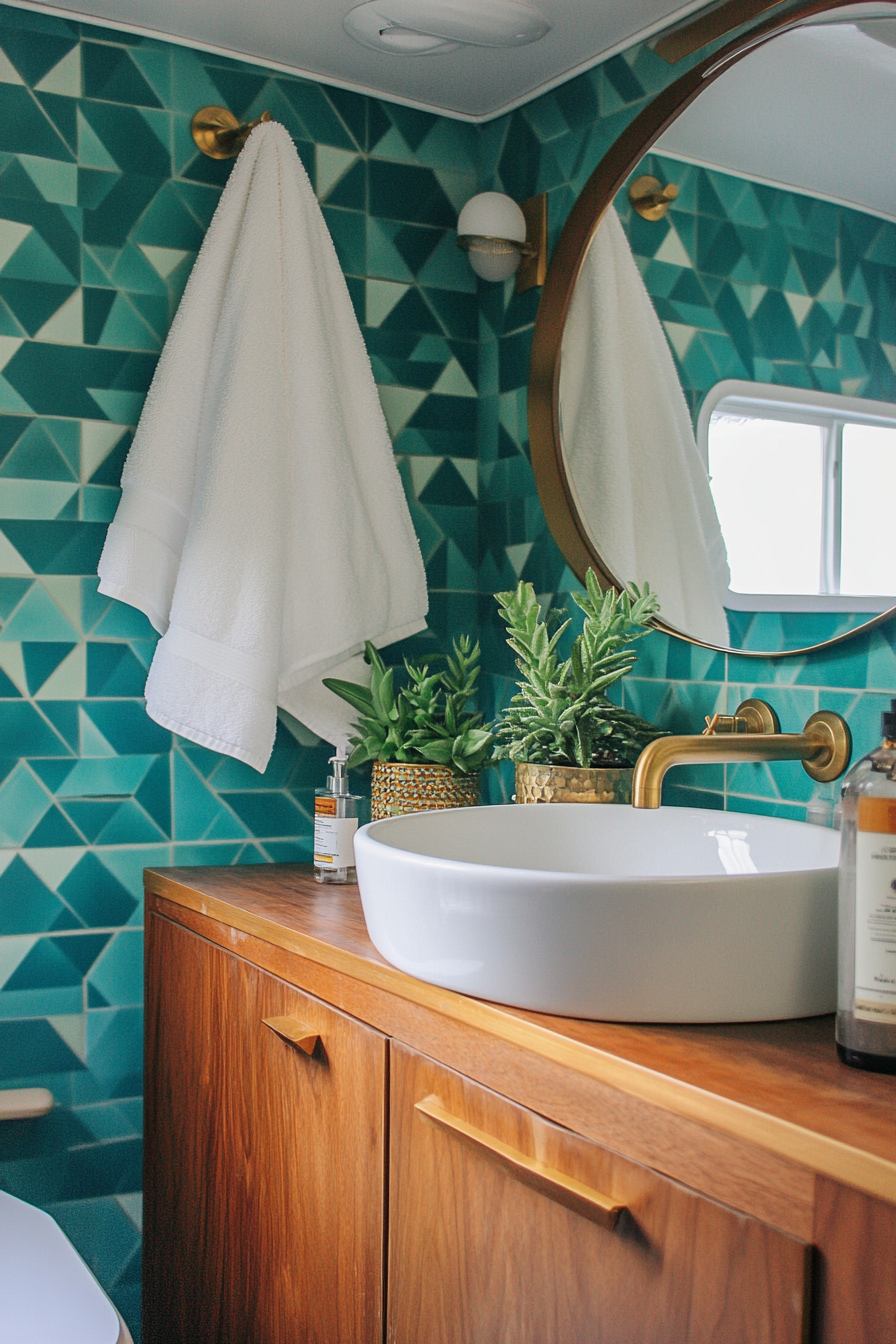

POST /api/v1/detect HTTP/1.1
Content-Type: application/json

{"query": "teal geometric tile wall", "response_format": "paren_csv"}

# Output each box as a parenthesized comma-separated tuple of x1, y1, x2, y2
(2, 0, 895, 1331)
(476, 37, 896, 814)
(0, 7, 476, 1337)
(616, 151, 896, 415)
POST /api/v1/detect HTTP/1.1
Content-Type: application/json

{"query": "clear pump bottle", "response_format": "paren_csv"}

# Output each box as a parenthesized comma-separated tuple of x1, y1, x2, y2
(313, 748, 363, 884)
(836, 699, 896, 1073)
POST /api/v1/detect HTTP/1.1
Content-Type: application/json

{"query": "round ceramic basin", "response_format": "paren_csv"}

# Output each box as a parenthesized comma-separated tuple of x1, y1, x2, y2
(352, 804, 840, 1022)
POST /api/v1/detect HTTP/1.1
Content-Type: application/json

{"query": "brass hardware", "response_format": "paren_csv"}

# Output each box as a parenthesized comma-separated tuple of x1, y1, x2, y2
(654, 0, 787, 64)
(703, 699, 781, 736)
(517, 192, 548, 293)
(456, 234, 537, 257)
(632, 704, 852, 807)
(628, 174, 679, 221)
(191, 106, 272, 159)
(527, 0, 896, 661)
(800, 711, 853, 783)
(416, 1096, 624, 1229)
(262, 1015, 320, 1055)
(735, 698, 782, 734)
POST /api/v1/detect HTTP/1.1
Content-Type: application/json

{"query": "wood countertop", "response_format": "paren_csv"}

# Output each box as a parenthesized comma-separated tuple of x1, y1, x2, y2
(145, 863, 896, 1209)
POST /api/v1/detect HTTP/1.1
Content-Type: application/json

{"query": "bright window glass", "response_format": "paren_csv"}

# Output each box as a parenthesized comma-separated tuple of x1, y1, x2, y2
(708, 414, 824, 594)
(841, 423, 896, 595)
(702, 386, 896, 603)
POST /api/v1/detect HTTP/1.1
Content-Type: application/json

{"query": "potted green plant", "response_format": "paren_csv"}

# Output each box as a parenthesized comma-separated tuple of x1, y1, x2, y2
(493, 571, 667, 804)
(323, 636, 493, 819)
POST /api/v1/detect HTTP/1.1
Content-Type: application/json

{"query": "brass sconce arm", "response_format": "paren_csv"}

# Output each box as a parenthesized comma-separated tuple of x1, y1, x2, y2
(632, 700, 852, 808)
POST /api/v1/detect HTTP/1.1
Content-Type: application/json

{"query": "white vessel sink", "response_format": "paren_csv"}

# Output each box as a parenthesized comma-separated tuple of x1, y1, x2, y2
(353, 804, 840, 1022)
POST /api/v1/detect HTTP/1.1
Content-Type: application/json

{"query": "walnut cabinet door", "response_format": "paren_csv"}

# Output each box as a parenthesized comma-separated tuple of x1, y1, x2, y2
(388, 1043, 810, 1344)
(144, 913, 387, 1344)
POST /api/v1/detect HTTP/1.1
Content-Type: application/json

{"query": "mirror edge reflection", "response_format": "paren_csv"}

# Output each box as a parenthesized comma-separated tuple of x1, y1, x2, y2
(528, 0, 896, 659)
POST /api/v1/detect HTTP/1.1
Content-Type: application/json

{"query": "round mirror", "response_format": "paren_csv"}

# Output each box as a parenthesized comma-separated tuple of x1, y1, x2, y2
(530, 0, 896, 656)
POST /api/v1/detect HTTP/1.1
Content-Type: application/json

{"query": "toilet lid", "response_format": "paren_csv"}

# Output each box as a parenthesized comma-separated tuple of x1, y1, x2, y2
(0, 1190, 121, 1344)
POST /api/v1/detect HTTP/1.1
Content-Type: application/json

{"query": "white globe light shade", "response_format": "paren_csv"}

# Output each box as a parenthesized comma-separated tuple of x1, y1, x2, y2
(467, 251, 521, 281)
(457, 192, 527, 281)
(457, 191, 526, 242)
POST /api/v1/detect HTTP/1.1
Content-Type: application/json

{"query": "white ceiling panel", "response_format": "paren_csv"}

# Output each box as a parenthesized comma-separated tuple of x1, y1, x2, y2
(8, 0, 710, 119)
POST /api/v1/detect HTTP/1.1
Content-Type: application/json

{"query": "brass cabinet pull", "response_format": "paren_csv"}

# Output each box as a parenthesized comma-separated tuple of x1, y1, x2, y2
(262, 1015, 320, 1055)
(416, 1096, 624, 1230)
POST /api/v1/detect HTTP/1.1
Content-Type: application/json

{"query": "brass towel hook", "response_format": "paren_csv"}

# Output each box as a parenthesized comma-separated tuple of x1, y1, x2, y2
(628, 174, 679, 221)
(191, 105, 273, 159)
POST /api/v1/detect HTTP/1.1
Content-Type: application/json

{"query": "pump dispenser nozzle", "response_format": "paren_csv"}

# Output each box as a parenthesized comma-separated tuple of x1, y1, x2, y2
(327, 744, 350, 796)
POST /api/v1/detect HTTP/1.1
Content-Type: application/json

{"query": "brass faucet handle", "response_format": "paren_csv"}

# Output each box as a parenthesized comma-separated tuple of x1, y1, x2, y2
(703, 712, 748, 735)
(733, 699, 781, 734)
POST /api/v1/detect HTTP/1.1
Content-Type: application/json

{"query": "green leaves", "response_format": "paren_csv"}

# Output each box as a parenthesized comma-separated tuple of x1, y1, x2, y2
(493, 574, 667, 769)
(323, 636, 494, 775)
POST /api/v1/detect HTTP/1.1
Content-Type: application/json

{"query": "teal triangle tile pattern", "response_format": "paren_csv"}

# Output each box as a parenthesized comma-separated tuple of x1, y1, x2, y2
(3, 3, 893, 1334)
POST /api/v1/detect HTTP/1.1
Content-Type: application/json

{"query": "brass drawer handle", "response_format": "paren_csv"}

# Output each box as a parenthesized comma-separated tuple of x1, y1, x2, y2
(416, 1096, 623, 1230)
(262, 1015, 320, 1055)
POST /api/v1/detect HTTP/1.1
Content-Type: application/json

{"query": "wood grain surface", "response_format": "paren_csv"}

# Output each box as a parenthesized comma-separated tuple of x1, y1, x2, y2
(388, 1043, 810, 1344)
(149, 889, 817, 1237)
(143, 911, 386, 1344)
(812, 1178, 896, 1344)
(144, 865, 896, 1208)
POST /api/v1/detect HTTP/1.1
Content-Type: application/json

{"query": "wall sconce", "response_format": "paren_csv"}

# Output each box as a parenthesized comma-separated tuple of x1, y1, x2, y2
(628, 175, 679, 221)
(456, 191, 547, 292)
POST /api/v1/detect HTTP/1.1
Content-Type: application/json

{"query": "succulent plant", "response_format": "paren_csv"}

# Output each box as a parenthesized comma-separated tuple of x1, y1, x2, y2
(493, 571, 667, 769)
(323, 636, 493, 775)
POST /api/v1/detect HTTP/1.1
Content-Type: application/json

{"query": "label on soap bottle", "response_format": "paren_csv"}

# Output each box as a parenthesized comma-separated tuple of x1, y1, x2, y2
(313, 796, 358, 869)
(854, 796, 896, 1024)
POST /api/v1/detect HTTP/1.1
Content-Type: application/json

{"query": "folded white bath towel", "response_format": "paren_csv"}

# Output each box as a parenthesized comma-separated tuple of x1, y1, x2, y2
(97, 121, 428, 771)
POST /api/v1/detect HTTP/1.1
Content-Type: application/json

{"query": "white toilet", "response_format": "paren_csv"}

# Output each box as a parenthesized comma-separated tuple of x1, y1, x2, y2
(0, 1090, 134, 1344)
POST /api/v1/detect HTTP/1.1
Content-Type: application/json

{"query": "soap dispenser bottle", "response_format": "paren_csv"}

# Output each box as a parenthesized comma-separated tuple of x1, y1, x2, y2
(313, 747, 362, 885)
(836, 699, 896, 1073)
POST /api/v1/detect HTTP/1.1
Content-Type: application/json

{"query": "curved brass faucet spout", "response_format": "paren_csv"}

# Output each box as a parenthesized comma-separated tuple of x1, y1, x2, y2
(631, 701, 852, 808)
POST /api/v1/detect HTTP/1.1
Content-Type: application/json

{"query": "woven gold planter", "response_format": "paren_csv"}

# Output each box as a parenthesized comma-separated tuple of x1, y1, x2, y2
(371, 761, 480, 820)
(515, 761, 633, 805)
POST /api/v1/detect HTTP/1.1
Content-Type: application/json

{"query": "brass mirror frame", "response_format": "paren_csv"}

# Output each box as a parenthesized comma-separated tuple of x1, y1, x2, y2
(529, 0, 896, 658)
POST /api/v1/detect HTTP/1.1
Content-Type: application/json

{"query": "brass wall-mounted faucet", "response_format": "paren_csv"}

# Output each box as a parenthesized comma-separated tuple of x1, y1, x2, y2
(631, 698, 852, 809)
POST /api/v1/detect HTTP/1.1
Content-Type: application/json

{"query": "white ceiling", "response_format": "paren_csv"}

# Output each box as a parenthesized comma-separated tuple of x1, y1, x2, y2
(9, 0, 711, 119)
(656, 21, 896, 221)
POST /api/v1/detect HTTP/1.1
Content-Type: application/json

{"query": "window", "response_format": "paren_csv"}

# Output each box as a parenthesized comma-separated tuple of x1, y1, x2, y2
(697, 381, 896, 612)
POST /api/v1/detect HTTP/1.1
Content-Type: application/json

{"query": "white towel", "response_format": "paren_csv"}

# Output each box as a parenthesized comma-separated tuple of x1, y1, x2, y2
(559, 206, 730, 646)
(97, 122, 428, 771)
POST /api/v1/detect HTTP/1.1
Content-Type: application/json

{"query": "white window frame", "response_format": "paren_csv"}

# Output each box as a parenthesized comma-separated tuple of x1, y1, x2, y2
(697, 380, 896, 613)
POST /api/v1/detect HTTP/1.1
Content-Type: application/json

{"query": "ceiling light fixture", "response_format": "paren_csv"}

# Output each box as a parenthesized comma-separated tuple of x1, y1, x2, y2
(344, 0, 550, 57)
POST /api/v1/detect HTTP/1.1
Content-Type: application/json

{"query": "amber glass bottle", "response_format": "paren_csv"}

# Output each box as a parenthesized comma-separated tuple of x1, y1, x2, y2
(836, 700, 896, 1073)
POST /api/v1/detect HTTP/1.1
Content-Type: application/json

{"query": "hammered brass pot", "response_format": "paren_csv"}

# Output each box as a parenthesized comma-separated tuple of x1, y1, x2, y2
(514, 761, 633, 805)
(371, 761, 480, 820)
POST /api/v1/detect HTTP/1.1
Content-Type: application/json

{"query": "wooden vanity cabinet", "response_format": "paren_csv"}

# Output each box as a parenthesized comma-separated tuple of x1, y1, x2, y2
(143, 913, 386, 1344)
(144, 868, 896, 1344)
(389, 1043, 809, 1344)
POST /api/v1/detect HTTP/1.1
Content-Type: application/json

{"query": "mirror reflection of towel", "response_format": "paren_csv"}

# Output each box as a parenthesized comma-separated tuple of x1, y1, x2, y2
(98, 123, 427, 771)
(560, 205, 730, 646)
